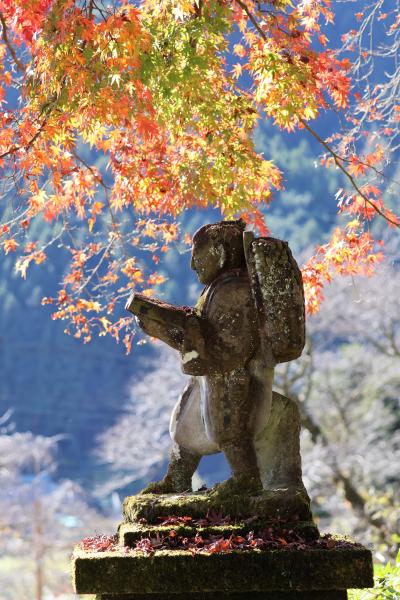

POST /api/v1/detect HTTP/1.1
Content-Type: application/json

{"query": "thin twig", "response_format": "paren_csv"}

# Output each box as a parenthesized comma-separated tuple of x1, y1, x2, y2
(0, 104, 54, 161)
(72, 151, 112, 190)
(235, 0, 268, 41)
(234, 0, 400, 228)
(300, 118, 399, 228)
(75, 239, 114, 295)
(0, 12, 26, 73)
(87, 0, 95, 19)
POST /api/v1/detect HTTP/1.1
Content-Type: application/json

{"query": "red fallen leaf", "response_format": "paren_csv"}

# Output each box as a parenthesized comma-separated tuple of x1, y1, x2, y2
(134, 537, 155, 555)
(278, 538, 288, 545)
(206, 536, 233, 554)
(130, 528, 359, 556)
(233, 536, 246, 544)
(158, 515, 193, 525)
(81, 535, 116, 552)
(193, 511, 232, 527)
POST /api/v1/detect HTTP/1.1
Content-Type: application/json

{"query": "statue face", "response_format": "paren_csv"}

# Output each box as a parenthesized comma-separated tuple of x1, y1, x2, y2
(191, 238, 226, 285)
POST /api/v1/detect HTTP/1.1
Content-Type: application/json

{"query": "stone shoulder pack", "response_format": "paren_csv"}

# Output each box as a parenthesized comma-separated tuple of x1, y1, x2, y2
(243, 232, 305, 366)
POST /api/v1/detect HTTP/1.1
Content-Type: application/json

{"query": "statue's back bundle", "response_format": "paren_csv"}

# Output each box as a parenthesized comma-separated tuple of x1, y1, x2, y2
(244, 233, 305, 366)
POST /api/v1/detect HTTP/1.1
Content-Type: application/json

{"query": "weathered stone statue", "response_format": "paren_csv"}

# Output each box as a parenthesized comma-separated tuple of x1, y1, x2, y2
(73, 220, 374, 600)
(126, 219, 306, 496)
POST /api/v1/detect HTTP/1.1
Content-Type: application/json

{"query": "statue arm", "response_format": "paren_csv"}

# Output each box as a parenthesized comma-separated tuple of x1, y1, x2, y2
(179, 314, 211, 375)
(126, 283, 256, 375)
(125, 292, 193, 351)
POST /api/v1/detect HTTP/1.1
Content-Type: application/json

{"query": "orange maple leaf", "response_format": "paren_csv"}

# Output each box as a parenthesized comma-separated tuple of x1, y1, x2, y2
(3, 238, 18, 254)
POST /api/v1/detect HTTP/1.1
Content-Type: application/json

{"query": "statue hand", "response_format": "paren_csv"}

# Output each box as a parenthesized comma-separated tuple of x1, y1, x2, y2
(125, 291, 142, 317)
(135, 316, 151, 336)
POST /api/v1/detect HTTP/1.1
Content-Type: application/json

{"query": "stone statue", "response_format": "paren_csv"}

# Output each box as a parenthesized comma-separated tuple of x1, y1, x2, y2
(74, 221, 374, 600)
(126, 219, 306, 496)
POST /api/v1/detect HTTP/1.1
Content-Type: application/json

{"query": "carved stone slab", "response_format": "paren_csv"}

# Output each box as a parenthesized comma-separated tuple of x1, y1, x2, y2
(96, 593, 349, 600)
(73, 544, 373, 596)
(122, 490, 314, 525)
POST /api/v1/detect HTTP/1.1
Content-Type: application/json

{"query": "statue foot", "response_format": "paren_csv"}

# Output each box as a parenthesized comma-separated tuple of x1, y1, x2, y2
(140, 476, 191, 495)
(140, 447, 200, 495)
(211, 473, 263, 497)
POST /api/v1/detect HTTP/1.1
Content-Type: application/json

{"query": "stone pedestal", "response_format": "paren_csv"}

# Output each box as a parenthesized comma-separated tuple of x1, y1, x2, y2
(97, 594, 348, 600)
(74, 545, 372, 599)
(73, 491, 373, 599)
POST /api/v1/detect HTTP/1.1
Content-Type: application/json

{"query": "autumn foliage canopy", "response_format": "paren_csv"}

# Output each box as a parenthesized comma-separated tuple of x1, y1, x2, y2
(0, 0, 398, 350)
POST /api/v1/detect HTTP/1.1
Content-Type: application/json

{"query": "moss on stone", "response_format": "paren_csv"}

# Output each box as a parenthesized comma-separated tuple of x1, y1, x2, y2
(118, 520, 319, 548)
(73, 543, 373, 596)
(122, 487, 312, 525)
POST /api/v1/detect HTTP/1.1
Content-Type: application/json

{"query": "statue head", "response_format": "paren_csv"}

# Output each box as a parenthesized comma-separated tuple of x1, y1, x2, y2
(191, 219, 246, 285)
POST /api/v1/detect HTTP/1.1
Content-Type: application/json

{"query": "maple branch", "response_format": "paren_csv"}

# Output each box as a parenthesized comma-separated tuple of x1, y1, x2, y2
(0, 102, 56, 161)
(193, 0, 203, 18)
(233, 0, 399, 228)
(0, 12, 26, 73)
(300, 119, 400, 228)
(234, 0, 267, 41)
(72, 151, 112, 190)
(75, 239, 114, 296)
(235, 0, 290, 38)
(70, 152, 127, 274)
(1, 207, 30, 228)
(343, 157, 400, 187)
(36, 226, 66, 253)
(87, 0, 95, 19)
(0, 119, 46, 160)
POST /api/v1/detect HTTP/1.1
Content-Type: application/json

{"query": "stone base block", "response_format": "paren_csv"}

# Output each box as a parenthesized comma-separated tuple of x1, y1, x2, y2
(73, 545, 373, 596)
(74, 492, 372, 600)
(96, 592, 348, 599)
(118, 520, 319, 547)
(123, 488, 313, 525)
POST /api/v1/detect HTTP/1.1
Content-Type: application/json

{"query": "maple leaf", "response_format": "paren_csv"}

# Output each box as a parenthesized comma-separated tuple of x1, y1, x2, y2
(3, 238, 18, 254)
(347, 157, 365, 177)
(82, 535, 116, 552)
(233, 44, 247, 58)
(135, 115, 159, 139)
(232, 63, 243, 79)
